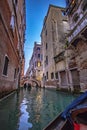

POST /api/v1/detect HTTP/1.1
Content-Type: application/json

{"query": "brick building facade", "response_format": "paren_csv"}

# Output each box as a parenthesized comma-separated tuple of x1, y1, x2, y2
(0, 0, 26, 97)
(41, 2, 87, 92)
(65, 0, 87, 92)
(27, 42, 43, 82)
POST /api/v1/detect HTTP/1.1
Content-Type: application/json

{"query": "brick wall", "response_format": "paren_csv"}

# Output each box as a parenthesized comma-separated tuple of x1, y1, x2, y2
(0, 0, 20, 97)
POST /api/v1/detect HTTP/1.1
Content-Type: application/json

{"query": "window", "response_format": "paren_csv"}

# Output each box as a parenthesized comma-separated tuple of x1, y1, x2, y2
(41, 54, 43, 61)
(46, 56, 48, 65)
(62, 11, 65, 16)
(10, 13, 15, 29)
(14, 0, 18, 11)
(17, 67, 19, 73)
(35, 62, 36, 67)
(3, 56, 9, 76)
(37, 61, 41, 67)
(45, 76, 46, 81)
(45, 30, 47, 36)
(51, 72, 54, 79)
(55, 72, 58, 79)
(46, 43, 48, 50)
(73, 13, 79, 23)
(46, 72, 48, 79)
(66, 0, 70, 6)
(14, 68, 16, 79)
(14, 0, 18, 5)
(37, 47, 40, 51)
(82, 0, 87, 11)
(38, 54, 40, 58)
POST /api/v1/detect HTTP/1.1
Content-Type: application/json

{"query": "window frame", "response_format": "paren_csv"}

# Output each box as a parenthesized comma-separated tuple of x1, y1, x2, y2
(3, 55, 9, 76)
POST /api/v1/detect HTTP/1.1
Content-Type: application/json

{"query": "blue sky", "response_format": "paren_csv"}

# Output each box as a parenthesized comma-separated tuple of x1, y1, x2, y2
(24, 0, 66, 74)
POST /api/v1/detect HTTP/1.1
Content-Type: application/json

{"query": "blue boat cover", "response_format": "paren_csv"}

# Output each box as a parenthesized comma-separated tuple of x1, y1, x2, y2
(61, 91, 87, 119)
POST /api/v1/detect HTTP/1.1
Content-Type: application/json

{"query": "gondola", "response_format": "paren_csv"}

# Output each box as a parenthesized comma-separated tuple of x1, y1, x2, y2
(43, 91, 87, 130)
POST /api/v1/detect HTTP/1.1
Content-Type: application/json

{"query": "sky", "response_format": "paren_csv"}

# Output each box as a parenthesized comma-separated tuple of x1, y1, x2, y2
(24, 0, 66, 74)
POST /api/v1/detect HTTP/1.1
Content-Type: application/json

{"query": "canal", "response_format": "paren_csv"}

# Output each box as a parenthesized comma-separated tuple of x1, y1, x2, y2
(0, 87, 78, 130)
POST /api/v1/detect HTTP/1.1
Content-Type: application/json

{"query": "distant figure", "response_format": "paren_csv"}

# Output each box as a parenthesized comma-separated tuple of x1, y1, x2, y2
(27, 83, 31, 91)
(36, 84, 38, 88)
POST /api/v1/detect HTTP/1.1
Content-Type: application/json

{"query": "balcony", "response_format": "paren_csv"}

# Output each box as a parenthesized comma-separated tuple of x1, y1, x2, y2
(68, 12, 87, 46)
(54, 51, 65, 63)
(66, 0, 77, 15)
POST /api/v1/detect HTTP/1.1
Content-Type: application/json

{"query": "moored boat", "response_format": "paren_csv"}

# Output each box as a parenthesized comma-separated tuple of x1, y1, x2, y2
(43, 92, 87, 130)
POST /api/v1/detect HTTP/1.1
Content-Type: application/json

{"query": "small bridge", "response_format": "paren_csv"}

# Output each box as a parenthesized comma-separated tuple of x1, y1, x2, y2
(21, 76, 41, 87)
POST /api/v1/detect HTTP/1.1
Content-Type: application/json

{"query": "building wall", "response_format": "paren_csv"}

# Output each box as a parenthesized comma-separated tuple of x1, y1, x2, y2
(41, 1, 87, 92)
(66, 0, 87, 92)
(27, 42, 43, 82)
(41, 5, 69, 88)
(76, 41, 87, 90)
(0, 0, 25, 97)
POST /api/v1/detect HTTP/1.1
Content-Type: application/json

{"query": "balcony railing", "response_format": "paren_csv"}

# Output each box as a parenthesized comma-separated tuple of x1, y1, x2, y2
(68, 12, 87, 43)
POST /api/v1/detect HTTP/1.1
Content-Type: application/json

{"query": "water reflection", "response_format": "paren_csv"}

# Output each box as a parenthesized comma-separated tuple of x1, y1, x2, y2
(18, 98, 32, 130)
(0, 88, 78, 130)
(0, 92, 20, 130)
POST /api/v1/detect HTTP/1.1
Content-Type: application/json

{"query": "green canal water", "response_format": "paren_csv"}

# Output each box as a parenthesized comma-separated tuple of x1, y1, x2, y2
(0, 87, 78, 130)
